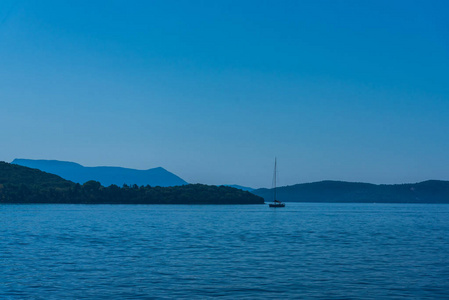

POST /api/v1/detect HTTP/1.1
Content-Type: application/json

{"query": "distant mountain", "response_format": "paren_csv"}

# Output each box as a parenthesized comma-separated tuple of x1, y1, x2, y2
(0, 161, 264, 204)
(252, 180, 449, 204)
(12, 159, 187, 187)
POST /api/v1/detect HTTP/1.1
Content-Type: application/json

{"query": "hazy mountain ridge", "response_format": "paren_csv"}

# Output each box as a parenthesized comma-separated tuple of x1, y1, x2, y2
(252, 180, 449, 203)
(12, 159, 187, 187)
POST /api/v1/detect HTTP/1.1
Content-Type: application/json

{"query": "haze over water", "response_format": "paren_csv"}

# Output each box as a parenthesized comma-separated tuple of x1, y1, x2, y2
(2, 203, 448, 299)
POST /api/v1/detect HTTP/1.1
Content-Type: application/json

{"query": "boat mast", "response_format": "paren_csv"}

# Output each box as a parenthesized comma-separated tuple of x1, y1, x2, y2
(274, 157, 277, 202)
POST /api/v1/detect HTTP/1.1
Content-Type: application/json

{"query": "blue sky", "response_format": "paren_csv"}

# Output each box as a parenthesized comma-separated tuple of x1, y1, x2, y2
(1, 0, 448, 188)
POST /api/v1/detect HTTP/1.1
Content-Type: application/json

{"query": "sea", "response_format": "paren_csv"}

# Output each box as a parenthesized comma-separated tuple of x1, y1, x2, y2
(1, 203, 448, 299)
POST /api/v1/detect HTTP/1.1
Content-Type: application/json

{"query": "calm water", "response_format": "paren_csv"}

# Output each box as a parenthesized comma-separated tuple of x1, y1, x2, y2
(1, 203, 449, 299)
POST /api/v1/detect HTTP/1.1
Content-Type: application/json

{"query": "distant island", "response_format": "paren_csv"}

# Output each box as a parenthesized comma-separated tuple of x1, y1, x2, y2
(12, 159, 187, 187)
(0, 162, 264, 205)
(252, 180, 449, 204)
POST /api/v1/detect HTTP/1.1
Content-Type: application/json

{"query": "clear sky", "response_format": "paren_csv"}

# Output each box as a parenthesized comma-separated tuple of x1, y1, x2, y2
(1, 0, 448, 188)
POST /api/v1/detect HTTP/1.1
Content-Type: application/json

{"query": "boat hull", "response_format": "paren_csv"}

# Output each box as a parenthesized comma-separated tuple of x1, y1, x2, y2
(269, 203, 285, 208)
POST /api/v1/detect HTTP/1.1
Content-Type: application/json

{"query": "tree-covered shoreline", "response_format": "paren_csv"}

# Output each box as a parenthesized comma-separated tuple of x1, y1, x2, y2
(0, 162, 264, 205)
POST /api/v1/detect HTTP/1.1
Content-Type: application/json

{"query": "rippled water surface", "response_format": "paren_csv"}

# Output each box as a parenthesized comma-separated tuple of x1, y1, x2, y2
(1, 203, 449, 299)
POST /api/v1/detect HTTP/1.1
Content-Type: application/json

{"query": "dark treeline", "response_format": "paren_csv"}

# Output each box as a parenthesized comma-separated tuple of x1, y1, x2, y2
(0, 181, 263, 204)
(0, 162, 264, 205)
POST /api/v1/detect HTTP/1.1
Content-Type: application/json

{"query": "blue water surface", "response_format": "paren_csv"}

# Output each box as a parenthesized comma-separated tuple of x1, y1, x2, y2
(1, 203, 449, 299)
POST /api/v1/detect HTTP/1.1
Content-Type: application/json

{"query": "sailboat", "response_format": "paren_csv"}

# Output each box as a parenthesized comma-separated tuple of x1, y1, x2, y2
(269, 158, 285, 208)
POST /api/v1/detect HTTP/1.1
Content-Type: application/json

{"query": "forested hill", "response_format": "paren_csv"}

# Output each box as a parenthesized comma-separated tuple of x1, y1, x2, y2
(0, 161, 75, 189)
(0, 162, 264, 204)
(252, 180, 449, 204)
